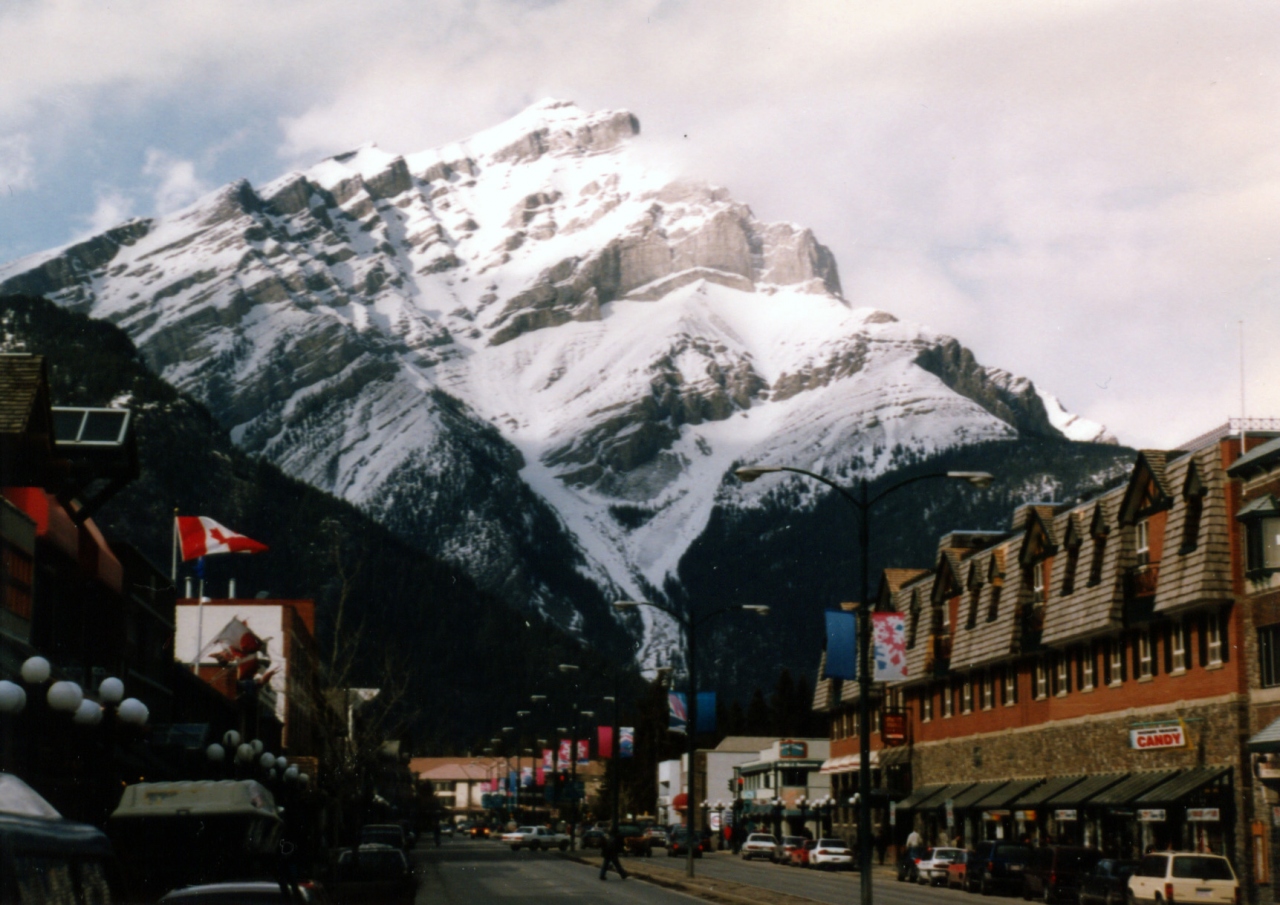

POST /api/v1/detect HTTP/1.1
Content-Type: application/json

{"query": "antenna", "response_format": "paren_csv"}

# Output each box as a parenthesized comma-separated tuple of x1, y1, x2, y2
(1239, 319, 1246, 425)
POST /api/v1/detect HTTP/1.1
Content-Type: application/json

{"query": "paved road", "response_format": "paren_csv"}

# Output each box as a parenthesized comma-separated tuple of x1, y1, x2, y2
(413, 839, 697, 904)
(416, 839, 1017, 905)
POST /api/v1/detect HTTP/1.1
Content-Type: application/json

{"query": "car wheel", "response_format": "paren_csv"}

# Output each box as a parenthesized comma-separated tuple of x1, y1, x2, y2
(530, 841, 541, 852)
(559, 841, 569, 852)
(981, 879, 993, 896)
(1024, 882, 1035, 901)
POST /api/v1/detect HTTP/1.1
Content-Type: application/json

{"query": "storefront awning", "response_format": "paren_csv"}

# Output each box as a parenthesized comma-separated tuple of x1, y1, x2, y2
(1047, 773, 1126, 807)
(895, 783, 947, 811)
(819, 751, 880, 774)
(1088, 770, 1179, 806)
(974, 778, 1043, 808)
(1249, 716, 1280, 752)
(951, 781, 1010, 810)
(915, 782, 977, 811)
(1014, 775, 1086, 806)
(1134, 766, 1231, 805)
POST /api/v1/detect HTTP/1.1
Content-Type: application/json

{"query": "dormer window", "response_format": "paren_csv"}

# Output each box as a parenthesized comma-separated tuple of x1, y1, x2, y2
(1135, 519, 1151, 567)
(1027, 563, 1046, 603)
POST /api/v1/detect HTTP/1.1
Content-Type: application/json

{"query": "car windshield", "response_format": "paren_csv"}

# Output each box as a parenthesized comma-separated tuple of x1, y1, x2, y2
(933, 848, 963, 858)
(1172, 857, 1235, 881)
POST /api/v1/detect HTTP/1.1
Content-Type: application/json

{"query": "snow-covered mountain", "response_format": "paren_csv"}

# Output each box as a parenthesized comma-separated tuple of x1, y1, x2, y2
(0, 99, 1110, 662)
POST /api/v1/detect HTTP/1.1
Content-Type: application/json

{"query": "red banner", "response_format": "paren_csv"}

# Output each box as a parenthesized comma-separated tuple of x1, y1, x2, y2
(597, 726, 613, 759)
(542, 748, 553, 770)
(576, 739, 589, 764)
(558, 739, 571, 765)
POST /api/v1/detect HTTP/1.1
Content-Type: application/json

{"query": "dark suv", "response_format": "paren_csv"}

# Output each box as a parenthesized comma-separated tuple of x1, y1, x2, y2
(971, 840, 1034, 895)
(1022, 845, 1102, 902)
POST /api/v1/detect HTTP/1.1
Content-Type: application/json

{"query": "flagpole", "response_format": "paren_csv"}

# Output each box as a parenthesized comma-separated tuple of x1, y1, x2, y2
(193, 577, 204, 675)
(171, 509, 179, 583)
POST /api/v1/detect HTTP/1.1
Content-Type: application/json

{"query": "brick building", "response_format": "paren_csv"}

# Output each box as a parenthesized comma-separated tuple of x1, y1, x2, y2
(814, 420, 1280, 900)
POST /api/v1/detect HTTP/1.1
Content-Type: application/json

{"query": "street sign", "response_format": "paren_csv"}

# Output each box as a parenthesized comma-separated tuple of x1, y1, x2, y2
(883, 713, 907, 744)
(945, 799, 954, 829)
(780, 740, 809, 758)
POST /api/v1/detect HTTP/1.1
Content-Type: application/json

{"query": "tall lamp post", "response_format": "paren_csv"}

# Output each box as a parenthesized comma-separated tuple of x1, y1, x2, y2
(557, 664, 594, 848)
(613, 598, 770, 878)
(734, 465, 993, 905)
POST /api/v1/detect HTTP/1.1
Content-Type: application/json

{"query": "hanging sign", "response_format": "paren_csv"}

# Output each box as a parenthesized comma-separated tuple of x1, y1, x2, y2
(1138, 809, 1167, 822)
(1130, 722, 1186, 750)
(780, 740, 809, 758)
(945, 799, 955, 829)
(1187, 808, 1220, 822)
(883, 713, 907, 744)
(889, 801, 897, 827)
(1055, 810, 1078, 822)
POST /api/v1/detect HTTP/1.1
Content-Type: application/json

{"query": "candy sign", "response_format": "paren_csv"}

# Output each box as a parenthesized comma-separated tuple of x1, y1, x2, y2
(1130, 723, 1186, 750)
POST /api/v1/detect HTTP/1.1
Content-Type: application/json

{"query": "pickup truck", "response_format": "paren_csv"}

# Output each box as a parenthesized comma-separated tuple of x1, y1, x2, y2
(501, 826, 570, 851)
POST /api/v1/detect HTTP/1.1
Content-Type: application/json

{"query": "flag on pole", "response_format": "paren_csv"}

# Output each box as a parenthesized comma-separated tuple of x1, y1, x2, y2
(668, 692, 687, 734)
(558, 739, 572, 765)
(824, 610, 858, 679)
(873, 612, 909, 680)
(176, 516, 268, 561)
(521, 766, 533, 788)
(620, 727, 635, 758)
(576, 739, 589, 765)
(597, 726, 614, 759)
(535, 763, 546, 786)
(542, 748, 553, 770)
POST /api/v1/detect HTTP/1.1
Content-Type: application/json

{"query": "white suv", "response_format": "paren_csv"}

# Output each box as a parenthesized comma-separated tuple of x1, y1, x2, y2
(741, 833, 780, 861)
(1127, 852, 1238, 905)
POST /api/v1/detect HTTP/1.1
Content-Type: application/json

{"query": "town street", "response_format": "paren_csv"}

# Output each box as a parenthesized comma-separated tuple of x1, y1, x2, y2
(416, 839, 996, 905)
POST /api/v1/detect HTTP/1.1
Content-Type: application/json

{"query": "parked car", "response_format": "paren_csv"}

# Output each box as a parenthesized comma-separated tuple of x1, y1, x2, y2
(917, 846, 966, 885)
(469, 824, 491, 839)
(644, 827, 669, 848)
(947, 850, 976, 890)
(618, 824, 652, 856)
(500, 826, 570, 852)
(1127, 852, 1238, 905)
(790, 838, 818, 868)
(1078, 858, 1138, 905)
(580, 826, 607, 849)
(360, 825, 408, 853)
(897, 846, 931, 882)
(160, 881, 331, 905)
(809, 838, 854, 871)
(779, 836, 807, 864)
(667, 828, 704, 858)
(1022, 844, 1102, 902)
(971, 840, 1033, 895)
(333, 845, 415, 905)
(741, 833, 780, 862)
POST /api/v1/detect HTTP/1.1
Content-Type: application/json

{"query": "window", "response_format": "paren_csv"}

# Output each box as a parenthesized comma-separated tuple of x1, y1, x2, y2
(1034, 659, 1049, 699)
(1246, 516, 1280, 574)
(1030, 563, 1046, 601)
(967, 584, 980, 629)
(1135, 519, 1151, 567)
(1089, 534, 1108, 585)
(1260, 625, 1280, 688)
(1204, 610, 1226, 666)
(962, 677, 974, 713)
(987, 584, 1002, 622)
(1138, 631, 1154, 678)
(1062, 543, 1080, 596)
(1003, 668, 1018, 705)
(921, 688, 933, 722)
(872, 705, 881, 733)
(1181, 494, 1203, 554)
(982, 671, 995, 709)
(1170, 620, 1188, 673)
(942, 682, 954, 718)
(941, 600, 951, 632)
(1081, 645, 1095, 690)
(1054, 654, 1070, 696)
(1107, 638, 1126, 685)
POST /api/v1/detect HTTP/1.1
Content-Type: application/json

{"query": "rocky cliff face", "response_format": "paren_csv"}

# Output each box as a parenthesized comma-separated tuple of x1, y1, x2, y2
(0, 99, 1108, 659)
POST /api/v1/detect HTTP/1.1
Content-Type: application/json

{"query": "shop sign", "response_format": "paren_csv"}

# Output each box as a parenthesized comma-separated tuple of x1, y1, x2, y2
(1257, 757, 1280, 781)
(1014, 810, 1036, 822)
(742, 790, 755, 800)
(946, 799, 955, 829)
(1187, 808, 1220, 822)
(1138, 809, 1167, 822)
(890, 801, 897, 826)
(883, 713, 907, 743)
(1130, 722, 1186, 750)
(1055, 810, 1078, 822)
(983, 810, 1010, 820)
(780, 740, 808, 758)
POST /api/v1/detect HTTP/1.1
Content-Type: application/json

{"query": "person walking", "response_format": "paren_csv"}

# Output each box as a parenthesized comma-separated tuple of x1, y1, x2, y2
(905, 828, 923, 850)
(600, 829, 628, 881)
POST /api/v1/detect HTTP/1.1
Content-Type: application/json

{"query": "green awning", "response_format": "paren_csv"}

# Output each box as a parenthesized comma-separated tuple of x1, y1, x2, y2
(1134, 767, 1231, 805)
(1047, 773, 1127, 807)
(1249, 716, 1280, 752)
(1014, 776, 1086, 806)
(952, 781, 1011, 810)
(1089, 771, 1179, 806)
(916, 782, 977, 811)
(974, 778, 1043, 808)
(896, 783, 947, 811)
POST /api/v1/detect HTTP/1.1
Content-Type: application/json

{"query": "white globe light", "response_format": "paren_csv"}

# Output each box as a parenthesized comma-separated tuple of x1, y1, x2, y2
(0, 680, 26, 714)
(268, 768, 278, 780)
(47, 681, 84, 712)
(223, 730, 241, 748)
(236, 743, 255, 763)
(73, 699, 103, 725)
(259, 752, 276, 770)
(117, 698, 149, 726)
(285, 765, 300, 781)
(299, 773, 310, 785)
(20, 657, 51, 685)
(206, 743, 226, 762)
(275, 757, 287, 770)
(251, 739, 264, 755)
(98, 677, 125, 705)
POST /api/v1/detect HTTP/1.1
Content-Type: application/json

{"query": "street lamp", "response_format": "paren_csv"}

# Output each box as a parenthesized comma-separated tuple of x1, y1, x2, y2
(734, 464, 993, 905)
(613, 598, 770, 878)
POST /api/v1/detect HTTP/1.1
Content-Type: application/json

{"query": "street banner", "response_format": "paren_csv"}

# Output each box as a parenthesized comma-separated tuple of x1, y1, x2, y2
(597, 726, 613, 759)
(697, 691, 716, 732)
(576, 739, 589, 765)
(521, 766, 533, 788)
(558, 738, 572, 764)
(536, 764, 545, 786)
(873, 612, 908, 680)
(542, 748, 554, 770)
(825, 610, 857, 679)
(620, 727, 635, 757)
(668, 692, 688, 734)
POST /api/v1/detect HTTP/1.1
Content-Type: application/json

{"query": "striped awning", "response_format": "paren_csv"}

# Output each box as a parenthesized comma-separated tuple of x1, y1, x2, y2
(896, 783, 946, 811)
(1089, 771, 1179, 807)
(1014, 776, 1087, 806)
(1134, 767, 1231, 805)
(973, 778, 1043, 808)
(819, 751, 879, 774)
(915, 782, 977, 811)
(1047, 773, 1127, 807)
(952, 781, 1010, 810)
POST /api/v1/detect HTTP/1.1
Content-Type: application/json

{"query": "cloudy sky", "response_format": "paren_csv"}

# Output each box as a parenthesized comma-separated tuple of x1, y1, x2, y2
(1, 0, 1277, 448)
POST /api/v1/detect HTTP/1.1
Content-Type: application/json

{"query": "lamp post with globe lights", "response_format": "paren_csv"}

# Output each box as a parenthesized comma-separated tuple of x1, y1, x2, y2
(612, 598, 770, 878)
(734, 464, 993, 905)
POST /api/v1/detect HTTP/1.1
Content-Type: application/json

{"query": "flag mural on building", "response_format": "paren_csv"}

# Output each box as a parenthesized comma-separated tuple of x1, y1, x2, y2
(620, 727, 634, 758)
(668, 692, 687, 734)
(872, 612, 908, 680)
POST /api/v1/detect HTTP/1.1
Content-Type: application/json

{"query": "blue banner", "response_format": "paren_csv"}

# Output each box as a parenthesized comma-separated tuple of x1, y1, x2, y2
(825, 610, 858, 679)
(668, 692, 687, 734)
(697, 691, 716, 733)
(620, 727, 634, 758)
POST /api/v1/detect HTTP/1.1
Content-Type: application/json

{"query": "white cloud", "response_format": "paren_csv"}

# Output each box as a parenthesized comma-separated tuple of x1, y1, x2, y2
(0, 134, 35, 192)
(143, 150, 209, 215)
(78, 191, 136, 239)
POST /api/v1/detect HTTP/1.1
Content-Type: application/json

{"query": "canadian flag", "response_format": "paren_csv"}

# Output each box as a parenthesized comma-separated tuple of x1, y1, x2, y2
(176, 516, 268, 561)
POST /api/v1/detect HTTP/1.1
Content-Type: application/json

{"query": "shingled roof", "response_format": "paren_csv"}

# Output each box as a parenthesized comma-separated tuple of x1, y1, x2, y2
(0, 354, 56, 485)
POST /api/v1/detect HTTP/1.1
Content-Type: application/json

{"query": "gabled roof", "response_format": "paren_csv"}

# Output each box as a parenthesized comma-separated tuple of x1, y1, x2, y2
(0, 354, 47, 435)
(1018, 506, 1059, 566)
(931, 549, 966, 603)
(882, 568, 928, 595)
(1120, 451, 1175, 524)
